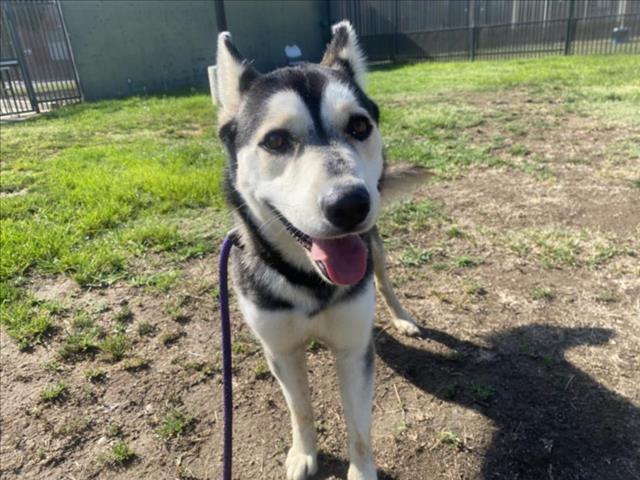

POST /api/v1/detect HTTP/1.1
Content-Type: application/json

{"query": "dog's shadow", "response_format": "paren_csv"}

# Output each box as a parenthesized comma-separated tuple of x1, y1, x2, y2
(311, 452, 395, 480)
(373, 324, 640, 480)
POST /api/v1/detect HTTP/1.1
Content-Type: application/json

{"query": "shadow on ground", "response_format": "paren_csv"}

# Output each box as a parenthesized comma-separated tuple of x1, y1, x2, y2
(311, 452, 395, 480)
(376, 324, 640, 480)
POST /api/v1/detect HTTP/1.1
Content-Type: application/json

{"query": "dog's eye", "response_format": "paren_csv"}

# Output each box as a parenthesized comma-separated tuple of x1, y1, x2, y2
(261, 130, 291, 153)
(346, 115, 372, 141)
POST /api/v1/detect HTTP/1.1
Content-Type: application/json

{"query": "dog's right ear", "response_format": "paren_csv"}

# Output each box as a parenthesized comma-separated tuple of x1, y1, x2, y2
(215, 32, 259, 122)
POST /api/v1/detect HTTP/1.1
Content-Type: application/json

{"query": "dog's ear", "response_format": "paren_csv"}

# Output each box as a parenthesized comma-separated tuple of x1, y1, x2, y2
(321, 20, 367, 89)
(215, 32, 259, 121)
(380, 164, 433, 206)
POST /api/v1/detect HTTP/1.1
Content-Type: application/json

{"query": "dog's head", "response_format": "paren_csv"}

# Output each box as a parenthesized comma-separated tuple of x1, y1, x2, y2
(216, 21, 382, 286)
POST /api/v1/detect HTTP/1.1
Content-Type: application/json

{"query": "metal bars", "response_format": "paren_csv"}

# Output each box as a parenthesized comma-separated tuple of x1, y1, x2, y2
(0, 0, 82, 117)
(328, 0, 640, 63)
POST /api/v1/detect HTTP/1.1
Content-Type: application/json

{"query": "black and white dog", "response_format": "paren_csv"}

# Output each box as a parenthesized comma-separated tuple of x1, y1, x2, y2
(215, 21, 422, 480)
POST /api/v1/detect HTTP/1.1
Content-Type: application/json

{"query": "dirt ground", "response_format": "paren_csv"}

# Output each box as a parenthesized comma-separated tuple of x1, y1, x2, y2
(1, 89, 639, 480)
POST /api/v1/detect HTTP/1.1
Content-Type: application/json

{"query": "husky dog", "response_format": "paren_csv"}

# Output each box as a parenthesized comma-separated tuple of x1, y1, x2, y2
(215, 21, 422, 480)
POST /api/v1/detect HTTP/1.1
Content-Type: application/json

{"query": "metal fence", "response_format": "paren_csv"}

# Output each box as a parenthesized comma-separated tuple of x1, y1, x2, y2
(0, 0, 82, 117)
(329, 0, 640, 62)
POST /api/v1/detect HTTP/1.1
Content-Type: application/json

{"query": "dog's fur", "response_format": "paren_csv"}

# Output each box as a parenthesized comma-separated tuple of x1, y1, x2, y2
(215, 21, 422, 480)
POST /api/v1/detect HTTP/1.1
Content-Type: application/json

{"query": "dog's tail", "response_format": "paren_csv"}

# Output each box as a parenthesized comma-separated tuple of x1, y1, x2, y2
(380, 163, 432, 207)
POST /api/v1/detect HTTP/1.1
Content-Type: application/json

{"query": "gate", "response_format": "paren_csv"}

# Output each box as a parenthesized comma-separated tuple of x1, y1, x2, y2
(328, 0, 640, 63)
(0, 0, 82, 117)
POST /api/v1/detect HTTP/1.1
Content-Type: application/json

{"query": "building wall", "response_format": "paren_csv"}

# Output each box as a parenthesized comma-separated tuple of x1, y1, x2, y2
(60, 0, 219, 100)
(60, 0, 328, 101)
(225, 0, 327, 73)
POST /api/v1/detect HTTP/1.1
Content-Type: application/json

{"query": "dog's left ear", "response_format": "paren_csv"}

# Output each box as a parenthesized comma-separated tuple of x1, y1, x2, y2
(215, 32, 260, 121)
(321, 20, 367, 89)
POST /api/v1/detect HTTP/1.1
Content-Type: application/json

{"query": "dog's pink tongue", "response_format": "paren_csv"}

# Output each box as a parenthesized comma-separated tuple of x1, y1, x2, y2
(311, 235, 367, 286)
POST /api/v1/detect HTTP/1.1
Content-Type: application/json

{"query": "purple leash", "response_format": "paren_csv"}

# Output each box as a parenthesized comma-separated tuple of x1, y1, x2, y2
(218, 231, 237, 480)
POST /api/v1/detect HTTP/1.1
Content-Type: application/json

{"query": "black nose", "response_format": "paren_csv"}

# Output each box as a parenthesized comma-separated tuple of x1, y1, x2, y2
(322, 185, 370, 231)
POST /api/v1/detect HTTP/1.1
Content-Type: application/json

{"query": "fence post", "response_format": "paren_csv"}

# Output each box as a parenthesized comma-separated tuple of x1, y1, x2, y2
(468, 0, 476, 60)
(471, 26, 478, 60)
(3, 2, 39, 113)
(392, 0, 399, 62)
(564, 0, 576, 55)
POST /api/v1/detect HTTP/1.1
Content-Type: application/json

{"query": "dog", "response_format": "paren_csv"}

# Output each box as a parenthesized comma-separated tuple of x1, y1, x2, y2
(214, 21, 423, 480)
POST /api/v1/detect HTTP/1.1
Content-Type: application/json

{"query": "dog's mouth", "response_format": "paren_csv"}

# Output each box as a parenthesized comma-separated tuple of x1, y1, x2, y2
(274, 208, 368, 286)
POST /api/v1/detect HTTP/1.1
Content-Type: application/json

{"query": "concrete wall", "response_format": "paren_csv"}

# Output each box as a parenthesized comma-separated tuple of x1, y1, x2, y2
(60, 0, 219, 100)
(225, 0, 328, 72)
(60, 0, 329, 101)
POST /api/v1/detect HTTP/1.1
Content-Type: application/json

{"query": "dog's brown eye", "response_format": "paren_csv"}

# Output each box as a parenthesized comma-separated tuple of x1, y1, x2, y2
(347, 115, 372, 141)
(261, 130, 291, 153)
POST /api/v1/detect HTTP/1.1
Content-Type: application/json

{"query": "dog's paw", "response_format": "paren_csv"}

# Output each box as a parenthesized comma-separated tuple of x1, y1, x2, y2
(286, 447, 318, 480)
(347, 461, 377, 480)
(391, 316, 421, 337)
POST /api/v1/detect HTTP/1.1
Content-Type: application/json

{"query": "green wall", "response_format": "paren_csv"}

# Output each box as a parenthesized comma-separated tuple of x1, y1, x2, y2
(60, 0, 328, 101)
(225, 0, 327, 72)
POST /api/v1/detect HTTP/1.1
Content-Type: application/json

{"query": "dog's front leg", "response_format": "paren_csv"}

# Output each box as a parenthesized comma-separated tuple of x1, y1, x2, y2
(335, 340, 377, 480)
(264, 346, 318, 480)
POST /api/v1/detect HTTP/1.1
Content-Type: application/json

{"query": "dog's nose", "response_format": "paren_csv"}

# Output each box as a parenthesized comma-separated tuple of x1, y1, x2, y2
(322, 185, 370, 231)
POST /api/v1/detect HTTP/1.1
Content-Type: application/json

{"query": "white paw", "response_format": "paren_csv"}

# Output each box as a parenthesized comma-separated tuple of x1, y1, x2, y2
(392, 316, 421, 337)
(286, 446, 318, 480)
(348, 462, 377, 480)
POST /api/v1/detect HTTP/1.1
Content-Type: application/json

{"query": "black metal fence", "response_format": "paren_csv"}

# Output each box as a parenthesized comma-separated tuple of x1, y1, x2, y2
(328, 0, 640, 62)
(0, 0, 82, 117)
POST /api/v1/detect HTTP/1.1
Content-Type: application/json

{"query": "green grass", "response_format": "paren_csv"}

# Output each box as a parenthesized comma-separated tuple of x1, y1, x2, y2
(157, 407, 193, 439)
(1, 55, 639, 349)
(531, 286, 555, 301)
(399, 246, 434, 267)
(161, 329, 184, 347)
(100, 333, 130, 362)
(438, 429, 464, 450)
(137, 321, 156, 337)
(122, 356, 149, 372)
(132, 270, 182, 293)
(83, 368, 107, 383)
(471, 382, 495, 401)
(380, 199, 445, 232)
(113, 305, 134, 323)
(453, 256, 483, 268)
(40, 382, 67, 402)
(254, 360, 271, 380)
(101, 441, 136, 467)
(499, 227, 635, 269)
(58, 313, 103, 362)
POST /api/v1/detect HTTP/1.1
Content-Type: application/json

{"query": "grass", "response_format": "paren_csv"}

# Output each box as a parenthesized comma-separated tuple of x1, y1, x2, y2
(42, 360, 63, 372)
(254, 360, 271, 380)
(100, 333, 130, 362)
(40, 382, 66, 402)
(400, 246, 434, 267)
(500, 228, 634, 268)
(453, 256, 482, 268)
(438, 430, 464, 450)
(157, 407, 193, 439)
(137, 321, 156, 337)
(1, 54, 639, 349)
(101, 441, 136, 467)
(471, 382, 495, 401)
(83, 368, 107, 383)
(58, 313, 103, 362)
(113, 305, 134, 323)
(161, 329, 184, 347)
(381, 199, 445, 232)
(132, 270, 182, 293)
(531, 286, 555, 301)
(122, 357, 149, 372)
